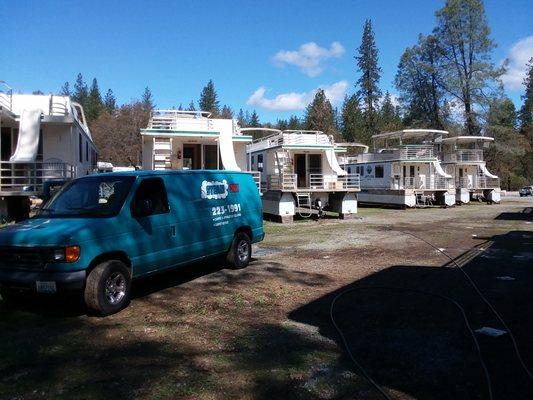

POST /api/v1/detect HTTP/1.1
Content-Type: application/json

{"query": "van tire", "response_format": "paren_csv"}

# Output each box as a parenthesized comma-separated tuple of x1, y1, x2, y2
(84, 260, 131, 316)
(227, 232, 251, 269)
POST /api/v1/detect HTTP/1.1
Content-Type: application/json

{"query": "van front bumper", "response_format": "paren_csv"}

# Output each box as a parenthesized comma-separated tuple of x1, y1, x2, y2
(0, 269, 86, 292)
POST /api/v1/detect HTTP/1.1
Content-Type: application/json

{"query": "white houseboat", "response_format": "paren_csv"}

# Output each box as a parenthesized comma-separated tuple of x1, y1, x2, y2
(341, 129, 455, 208)
(0, 82, 97, 220)
(245, 129, 360, 222)
(140, 109, 258, 182)
(436, 136, 500, 203)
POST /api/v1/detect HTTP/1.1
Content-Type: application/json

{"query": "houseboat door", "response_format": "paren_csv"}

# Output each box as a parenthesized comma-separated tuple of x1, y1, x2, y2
(295, 154, 306, 188)
(183, 144, 201, 169)
(309, 154, 322, 187)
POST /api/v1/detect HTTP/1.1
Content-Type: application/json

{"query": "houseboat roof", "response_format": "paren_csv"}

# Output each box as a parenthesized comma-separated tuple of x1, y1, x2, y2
(335, 142, 369, 153)
(372, 129, 449, 141)
(438, 136, 494, 144)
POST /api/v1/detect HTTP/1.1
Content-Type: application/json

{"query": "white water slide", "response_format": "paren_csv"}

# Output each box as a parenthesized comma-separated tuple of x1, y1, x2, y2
(326, 148, 347, 175)
(480, 164, 498, 179)
(10, 109, 41, 162)
(218, 128, 240, 171)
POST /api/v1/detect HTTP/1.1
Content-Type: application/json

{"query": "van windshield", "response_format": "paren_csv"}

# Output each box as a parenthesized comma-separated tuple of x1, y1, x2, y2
(37, 176, 135, 218)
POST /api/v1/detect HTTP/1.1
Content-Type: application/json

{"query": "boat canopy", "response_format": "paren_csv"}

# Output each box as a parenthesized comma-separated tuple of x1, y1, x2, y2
(437, 136, 494, 144)
(372, 129, 449, 142)
(335, 142, 369, 153)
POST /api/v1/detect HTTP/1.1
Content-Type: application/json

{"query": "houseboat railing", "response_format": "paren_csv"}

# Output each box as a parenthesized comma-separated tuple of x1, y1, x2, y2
(455, 176, 499, 189)
(49, 95, 69, 116)
(0, 161, 74, 195)
(397, 176, 453, 190)
(309, 173, 361, 190)
(0, 81, 13, 111)
(442, 149, 484, 162)
(267, 173, 297, 190)
(358, 145, 435, 162)
(148, 110, 215, 131)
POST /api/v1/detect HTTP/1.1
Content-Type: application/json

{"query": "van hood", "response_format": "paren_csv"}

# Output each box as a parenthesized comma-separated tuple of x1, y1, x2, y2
(0, 217, 111, 247)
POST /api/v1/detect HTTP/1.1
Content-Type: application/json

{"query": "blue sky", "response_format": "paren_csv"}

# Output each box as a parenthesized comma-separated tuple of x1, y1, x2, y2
(1, 0, 532, 123)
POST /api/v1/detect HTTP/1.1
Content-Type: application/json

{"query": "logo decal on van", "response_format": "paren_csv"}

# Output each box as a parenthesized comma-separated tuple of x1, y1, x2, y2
(201, 180, 229, 200)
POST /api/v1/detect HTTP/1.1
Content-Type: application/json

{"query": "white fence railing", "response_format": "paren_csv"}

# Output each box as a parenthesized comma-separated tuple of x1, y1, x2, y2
(309, 173, 360, 190)
(397, 176, 453, 190)
(0, 82, 12, 111)
(0, 162, 74, 195)
(248, 132, 333, 152)
(267, 173, 297, 190)
(358, 145, 435, 162)
(442, 149, 484, 162)
(456, 176, 500, 189)
(246, 171, 261, 192)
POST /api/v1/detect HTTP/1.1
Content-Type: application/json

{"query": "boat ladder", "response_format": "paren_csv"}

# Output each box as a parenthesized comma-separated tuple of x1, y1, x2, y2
(295, 192, 312, 218)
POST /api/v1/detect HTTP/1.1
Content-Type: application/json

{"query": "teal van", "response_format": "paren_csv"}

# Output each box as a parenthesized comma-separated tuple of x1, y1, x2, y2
(0, 170, 264, 315)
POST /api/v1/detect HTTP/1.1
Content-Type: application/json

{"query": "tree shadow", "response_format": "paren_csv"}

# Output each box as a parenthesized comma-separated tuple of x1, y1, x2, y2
(494, 207, 533, 221)
(288, 230, 533, 399)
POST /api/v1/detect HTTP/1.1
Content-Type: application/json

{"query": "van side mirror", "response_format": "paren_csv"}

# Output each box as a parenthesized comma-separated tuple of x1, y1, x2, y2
(133, 199, 153, 217)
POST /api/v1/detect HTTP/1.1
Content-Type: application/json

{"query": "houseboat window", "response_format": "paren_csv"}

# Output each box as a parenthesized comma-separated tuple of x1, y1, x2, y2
(1, 128, 11, 161)
(37, 130, 43, 161)
(79, 133, 83, 162)
(131, 178, 170, 217)
(257, 154, 263, 172)
(38, 176, 135, 218)
(375, 165, 384, 178)
(410, 166, 415, 176)
(203, 144, 218, 169)
(85, 142, 89, 162)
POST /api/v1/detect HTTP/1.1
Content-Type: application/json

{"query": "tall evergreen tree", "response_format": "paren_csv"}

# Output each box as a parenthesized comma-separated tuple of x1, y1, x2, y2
(141, 87, 154, 111)
(433, 0, 503, 135)
(304, 89, 337, 136)
(187, 100, 196, 111)
(395, 34, 446, 128)
(237, 108, 246, 127)
(341, 94, 364, 142)
(59, 82, 71, 96)
(87, 78, 103, 123)
(221, 105, 233, 119)
(198, 80, 220, 116)
(287, 115, 301, 130)
(355, 19, 382, 143)
(72, 73, 89, 110)
(103, 89, 117, 113)
(519, 57, 533, 130)
(248, 110, 260, 127)
(379, 92, 402, 132)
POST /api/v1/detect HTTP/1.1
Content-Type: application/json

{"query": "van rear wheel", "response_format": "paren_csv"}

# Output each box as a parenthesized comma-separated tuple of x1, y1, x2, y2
(84, 260, 131, 316)
(227, 232, 251, 269)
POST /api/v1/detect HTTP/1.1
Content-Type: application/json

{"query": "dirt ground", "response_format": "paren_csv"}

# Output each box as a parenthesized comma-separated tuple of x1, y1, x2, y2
(1, 197, 532, 400)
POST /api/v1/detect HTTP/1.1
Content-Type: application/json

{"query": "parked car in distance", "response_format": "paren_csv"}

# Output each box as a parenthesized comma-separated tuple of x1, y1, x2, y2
(519, 186, 533, 196)
(0, 170, 264, 315)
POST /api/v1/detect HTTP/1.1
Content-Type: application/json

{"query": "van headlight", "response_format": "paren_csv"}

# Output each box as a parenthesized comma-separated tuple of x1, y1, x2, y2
(51, 246, 80, 263)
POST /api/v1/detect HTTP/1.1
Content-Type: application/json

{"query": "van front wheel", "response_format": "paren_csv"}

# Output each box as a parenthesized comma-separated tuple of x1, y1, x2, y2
(227, 232, 251, 269)
(84, 260, 131, 316)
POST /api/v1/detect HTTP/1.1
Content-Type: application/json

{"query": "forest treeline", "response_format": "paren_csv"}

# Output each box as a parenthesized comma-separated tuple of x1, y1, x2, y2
(58, 0, 532, 189)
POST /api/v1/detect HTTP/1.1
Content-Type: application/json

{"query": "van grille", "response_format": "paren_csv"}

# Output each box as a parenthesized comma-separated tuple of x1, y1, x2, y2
(0, 247, 50, 270)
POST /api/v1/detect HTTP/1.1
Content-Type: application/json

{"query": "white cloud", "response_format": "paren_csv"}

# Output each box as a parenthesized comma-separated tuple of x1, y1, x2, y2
(246, 81, 349, 112)
(272, 42, 345, 77)
(501, 36, 533, 91)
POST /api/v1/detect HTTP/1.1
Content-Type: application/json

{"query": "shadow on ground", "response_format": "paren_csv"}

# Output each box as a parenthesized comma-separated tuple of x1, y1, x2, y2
(495, 206, 533, 221)
(289, 230, 533, 399)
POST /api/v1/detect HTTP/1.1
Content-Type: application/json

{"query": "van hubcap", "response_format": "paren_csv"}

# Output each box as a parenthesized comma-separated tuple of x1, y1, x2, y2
(237, 240, 249, 262)
(105, 272, 126, 305)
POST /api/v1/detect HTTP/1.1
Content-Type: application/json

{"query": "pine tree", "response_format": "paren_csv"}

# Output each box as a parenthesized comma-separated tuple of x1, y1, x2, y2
(237, 109, 246, 127)
(141, 87, 154, 111)
(433, 0, 503, 135)
(356, 19, 382, 141)
(380, 92, 403, 132)
(187, 100, 196, 111)
(59, 82, 71, 96)
(87, 78, 103, 123)
(178, 103, 183, 111)
(287, 115, 301, 130)
(248, 110, 260, 127)
(276, 119, 289, 131)
(519, 57, 533, 130)
(72, 73, 89, 110)
(221, 105, 233, 119)
(304, 89, 337, 136)
(103, 89, 117, 113)
(395, 34, 446, 128)
(198, 80, 219, 116)
(341, 94, 364, 142)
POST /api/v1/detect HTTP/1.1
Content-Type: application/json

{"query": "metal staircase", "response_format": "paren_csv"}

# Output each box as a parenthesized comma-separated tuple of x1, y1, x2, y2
(295, 192, 312, 218)
(275, 150, 293, 176)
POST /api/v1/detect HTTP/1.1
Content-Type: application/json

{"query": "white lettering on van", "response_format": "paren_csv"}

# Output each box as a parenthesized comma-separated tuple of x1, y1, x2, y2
(201, 180, 229, 200)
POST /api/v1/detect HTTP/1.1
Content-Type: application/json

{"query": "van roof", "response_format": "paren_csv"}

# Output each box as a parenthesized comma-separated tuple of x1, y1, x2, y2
(92, 169, 250, 178)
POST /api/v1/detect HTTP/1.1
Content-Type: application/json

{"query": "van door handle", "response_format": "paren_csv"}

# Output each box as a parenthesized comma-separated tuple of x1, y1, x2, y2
(170, 226, 176, 237)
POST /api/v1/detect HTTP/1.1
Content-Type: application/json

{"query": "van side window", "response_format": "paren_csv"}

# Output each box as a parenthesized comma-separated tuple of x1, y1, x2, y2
(132, 178, 170, 217)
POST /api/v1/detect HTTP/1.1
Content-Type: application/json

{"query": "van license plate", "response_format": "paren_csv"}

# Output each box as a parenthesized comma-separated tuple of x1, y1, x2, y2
(36, 281, 57, 293)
